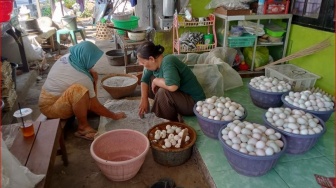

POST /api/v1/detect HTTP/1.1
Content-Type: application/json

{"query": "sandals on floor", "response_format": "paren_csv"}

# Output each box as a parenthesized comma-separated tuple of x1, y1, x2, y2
(74, 130, 97, 141)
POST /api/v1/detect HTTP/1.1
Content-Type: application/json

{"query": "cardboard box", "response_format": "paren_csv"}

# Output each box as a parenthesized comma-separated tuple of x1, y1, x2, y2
(214, 7, 252, 16)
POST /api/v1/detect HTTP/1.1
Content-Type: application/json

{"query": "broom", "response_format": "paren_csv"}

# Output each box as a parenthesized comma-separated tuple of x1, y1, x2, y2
(255, 38, 331, 71)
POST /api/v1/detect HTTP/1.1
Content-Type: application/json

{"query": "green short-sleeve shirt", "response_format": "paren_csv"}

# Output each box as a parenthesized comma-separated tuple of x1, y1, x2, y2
(141, 54, 205, 102)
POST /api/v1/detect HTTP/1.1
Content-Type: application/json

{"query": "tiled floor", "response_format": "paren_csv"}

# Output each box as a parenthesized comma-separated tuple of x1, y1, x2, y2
(183, 78, 335, 188)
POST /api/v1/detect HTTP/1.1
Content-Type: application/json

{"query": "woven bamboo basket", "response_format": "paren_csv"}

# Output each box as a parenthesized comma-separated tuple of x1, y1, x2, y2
(96, 22, 114, 40)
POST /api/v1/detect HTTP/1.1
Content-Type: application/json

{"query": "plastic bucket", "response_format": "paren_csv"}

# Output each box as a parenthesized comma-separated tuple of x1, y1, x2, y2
(61, 15, 77, 30)
(90, 129, 149, 181)
(105, 49, 132, 66)
(112, 16, 139, 35)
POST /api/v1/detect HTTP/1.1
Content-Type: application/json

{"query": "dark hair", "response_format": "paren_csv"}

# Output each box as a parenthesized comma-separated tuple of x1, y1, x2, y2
(136, 41, 165, 59)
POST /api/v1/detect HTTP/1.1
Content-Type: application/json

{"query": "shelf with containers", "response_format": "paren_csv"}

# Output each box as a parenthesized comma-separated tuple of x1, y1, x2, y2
(173, 14, 217, 54)
(214, 13, 292, 72)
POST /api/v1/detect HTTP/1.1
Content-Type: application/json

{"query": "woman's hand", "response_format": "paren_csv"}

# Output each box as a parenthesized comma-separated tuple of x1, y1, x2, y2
(138, 98, 149, 118)
(111, 112, 126, 120)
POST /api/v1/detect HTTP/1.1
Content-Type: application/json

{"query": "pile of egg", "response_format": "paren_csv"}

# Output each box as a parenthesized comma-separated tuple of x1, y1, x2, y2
(249, 76, 291, 92)
(152, 124, 190, 149)
(220, 120, 284, 156)
(195, 96, 245, 121)
(265, 107, 324, 135)
(284, 90, 334, 111)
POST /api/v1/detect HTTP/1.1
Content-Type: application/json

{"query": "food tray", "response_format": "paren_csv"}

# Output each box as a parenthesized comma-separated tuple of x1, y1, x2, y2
(265, 64, 320, 91)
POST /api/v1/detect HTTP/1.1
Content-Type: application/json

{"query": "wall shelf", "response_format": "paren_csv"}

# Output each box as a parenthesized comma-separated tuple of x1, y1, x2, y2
(173, 14, 218, 54)
(214, 13, 293, 71)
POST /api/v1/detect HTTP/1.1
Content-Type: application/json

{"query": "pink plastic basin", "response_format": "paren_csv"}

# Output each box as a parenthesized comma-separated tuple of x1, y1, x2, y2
(90, 129, 149, 181)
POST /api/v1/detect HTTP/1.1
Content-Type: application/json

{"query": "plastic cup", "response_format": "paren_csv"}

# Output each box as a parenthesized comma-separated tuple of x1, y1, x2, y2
(13, 108, 35, 137)
(20, 122, 35, 137)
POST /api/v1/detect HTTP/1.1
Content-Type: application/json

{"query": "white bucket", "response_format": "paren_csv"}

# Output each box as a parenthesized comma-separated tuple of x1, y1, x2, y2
(61, 15, 77, 30)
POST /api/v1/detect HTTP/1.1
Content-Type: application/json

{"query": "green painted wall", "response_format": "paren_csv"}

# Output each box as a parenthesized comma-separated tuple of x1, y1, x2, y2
(288, 25, 335, 95)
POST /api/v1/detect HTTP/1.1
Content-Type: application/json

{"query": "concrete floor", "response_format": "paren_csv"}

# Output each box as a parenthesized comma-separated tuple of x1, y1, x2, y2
(4, 28, 213, 188)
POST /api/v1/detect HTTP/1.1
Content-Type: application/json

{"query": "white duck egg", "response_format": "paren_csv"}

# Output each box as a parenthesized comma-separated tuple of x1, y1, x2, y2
(255, 141, 266, 149)
(235, 109, 244, 117)
(233, 126, 242, 134)
(209, 109, 218, 116)
(255, 149, 266, 156)
(207, 103, 215, 110)
(246, 144, 255, 152)
(231, 144, 240, 150)
(205, 98, 215, 103)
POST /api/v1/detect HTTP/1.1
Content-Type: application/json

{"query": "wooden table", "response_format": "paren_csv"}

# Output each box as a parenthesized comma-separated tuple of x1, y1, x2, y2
(8, 119, 68, 188)
(114, 33, 145, 73)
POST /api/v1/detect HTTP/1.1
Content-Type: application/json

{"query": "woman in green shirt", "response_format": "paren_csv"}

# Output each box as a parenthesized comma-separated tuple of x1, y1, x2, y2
(137, 41, 206, 122)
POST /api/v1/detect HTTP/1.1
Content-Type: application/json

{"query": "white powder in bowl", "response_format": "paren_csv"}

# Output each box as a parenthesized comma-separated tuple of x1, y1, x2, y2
(103, 76, 137, 87)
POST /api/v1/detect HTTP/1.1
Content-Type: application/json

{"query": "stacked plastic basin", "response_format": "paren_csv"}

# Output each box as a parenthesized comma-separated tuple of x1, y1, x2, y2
(112, 16, 139, 35)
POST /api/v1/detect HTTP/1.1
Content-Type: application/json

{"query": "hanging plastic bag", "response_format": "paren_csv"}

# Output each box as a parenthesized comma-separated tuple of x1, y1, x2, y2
(173, 47, 243, 97)
(243, 46, 269, 68)
(2, 137, 45, 188)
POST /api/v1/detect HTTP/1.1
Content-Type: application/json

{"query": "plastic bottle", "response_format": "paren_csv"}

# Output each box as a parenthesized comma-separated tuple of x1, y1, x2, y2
(257, 0, 265, 15)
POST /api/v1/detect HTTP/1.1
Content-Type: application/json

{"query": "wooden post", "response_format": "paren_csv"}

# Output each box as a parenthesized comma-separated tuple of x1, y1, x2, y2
(50, 0, 56, 17)
(35, 0, 42, 18)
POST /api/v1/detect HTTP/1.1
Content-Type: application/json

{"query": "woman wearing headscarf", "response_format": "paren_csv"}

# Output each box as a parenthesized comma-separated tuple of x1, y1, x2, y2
(137, 41, 205, 122)
(39, 41, 126, 140)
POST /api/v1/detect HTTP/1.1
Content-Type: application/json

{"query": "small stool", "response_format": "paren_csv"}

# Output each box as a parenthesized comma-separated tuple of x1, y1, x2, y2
(56, 28, 86, 54)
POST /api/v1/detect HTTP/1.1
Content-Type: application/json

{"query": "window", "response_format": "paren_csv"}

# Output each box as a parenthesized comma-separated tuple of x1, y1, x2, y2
(291, 0, 335, 32)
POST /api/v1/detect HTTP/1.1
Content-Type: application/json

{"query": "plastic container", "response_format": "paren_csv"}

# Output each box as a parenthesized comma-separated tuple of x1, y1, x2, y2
(13, 108, 33, 125)
(61, 15, 77, 30)
(147, 122, 197, 166)
(248, 84, 289, 109)
(263, 115, 326, 154)
(112, 16, 139, 35)
(105, 49, 132, 66)
(218, 126, 287, 176)
(0, 0, 14, 23)
(265, 28, 285, 37)
(263, 0, 290, 14)
(112, 11, 132, 21)
(193, 105, 247, 139)
(101, 74, 138, 99)
(128, 32, 146, 41)
(281, 94, 334, 122)
(90, 129, 149, 181)
(265, 64, 320, 91)
(228, 34, 256, 48)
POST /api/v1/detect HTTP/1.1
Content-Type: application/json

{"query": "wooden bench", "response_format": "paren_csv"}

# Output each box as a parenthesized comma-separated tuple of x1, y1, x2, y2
(9, 119, 68, 188)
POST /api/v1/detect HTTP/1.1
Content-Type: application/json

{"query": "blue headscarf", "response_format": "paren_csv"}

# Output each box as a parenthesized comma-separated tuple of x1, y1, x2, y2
(68, 41, 103, 81)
